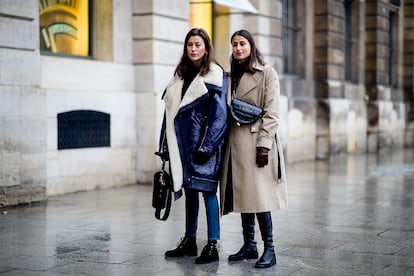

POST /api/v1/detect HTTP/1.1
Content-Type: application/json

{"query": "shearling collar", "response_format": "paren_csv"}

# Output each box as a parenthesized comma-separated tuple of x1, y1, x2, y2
(202, 63, 223, 86)
(164, 63, 223, 110)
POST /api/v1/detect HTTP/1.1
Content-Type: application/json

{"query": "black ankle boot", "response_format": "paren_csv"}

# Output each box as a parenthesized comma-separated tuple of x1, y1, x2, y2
(195, 240, 219, 264)
(255, 212, 276, 268)
(255, 246, 276, 268)
(165, 236, 197, 257)
(228, 244, 258, 261)
(229, 213, 258, 261)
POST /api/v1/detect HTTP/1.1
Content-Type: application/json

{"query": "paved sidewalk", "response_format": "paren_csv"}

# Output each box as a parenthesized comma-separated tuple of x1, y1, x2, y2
(0, 149, 413, 275)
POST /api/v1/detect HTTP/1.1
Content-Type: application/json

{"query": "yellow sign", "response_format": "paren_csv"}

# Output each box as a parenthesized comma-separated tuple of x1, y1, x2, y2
(39, 0, 89, 56)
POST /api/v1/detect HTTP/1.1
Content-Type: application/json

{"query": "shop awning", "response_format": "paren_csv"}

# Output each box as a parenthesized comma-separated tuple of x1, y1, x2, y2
(213, 0, 258, 14)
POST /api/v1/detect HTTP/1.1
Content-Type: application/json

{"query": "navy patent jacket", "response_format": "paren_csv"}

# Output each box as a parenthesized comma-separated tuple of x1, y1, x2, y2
(159, 64, 228, 194)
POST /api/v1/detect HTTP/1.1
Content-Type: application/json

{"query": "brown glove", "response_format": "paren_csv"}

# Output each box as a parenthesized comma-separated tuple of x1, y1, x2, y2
(256, 147, 269, 167)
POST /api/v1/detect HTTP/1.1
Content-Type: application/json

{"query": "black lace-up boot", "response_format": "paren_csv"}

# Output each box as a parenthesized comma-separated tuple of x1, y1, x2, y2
(228, 213, 258, 261)
(195, 240, 219, 264)
(255, 212, 276, 268)
(165, 236, 197, 257)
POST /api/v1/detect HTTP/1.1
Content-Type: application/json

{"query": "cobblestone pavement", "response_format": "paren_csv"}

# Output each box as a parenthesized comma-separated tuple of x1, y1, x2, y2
(0, 149, 413, 275)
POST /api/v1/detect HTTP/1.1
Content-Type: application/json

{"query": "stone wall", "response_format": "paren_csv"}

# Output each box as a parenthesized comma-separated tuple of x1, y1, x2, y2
(1, 0, 138, 206)
(403, 0, 414, 147)
(43, 0, 137, 196)
(132, 0, 189, 183)
(365, 0, 407, 152)
(43, 57, 137, 196)
(0, 0, 47, 206)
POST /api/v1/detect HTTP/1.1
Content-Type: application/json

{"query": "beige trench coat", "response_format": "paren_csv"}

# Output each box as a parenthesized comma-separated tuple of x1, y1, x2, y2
(220, 63, 288, 214)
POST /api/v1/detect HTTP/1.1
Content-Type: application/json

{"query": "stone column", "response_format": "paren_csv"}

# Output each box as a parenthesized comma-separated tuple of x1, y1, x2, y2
(365, 0, 405, 152)
(0, 0, 46, 206)
(403, 0, 414, 147)
(314, 0, 346, 158)
(132, 0, 189, 183)
(365, 1, 385, 153)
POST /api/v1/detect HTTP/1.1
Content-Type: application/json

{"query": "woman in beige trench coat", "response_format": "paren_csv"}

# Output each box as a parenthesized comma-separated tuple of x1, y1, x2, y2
(220, 30, 288, 269)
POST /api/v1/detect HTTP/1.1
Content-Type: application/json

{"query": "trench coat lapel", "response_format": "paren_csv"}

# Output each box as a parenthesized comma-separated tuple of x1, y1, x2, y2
(235, 67, 263, 98)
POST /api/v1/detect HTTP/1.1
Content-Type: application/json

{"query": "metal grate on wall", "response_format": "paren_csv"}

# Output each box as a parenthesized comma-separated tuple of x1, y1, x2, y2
(57, 110, 110, 150)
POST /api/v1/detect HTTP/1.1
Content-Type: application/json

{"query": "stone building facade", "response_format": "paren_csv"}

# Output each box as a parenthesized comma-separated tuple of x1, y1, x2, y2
(1, 0, 413, 206)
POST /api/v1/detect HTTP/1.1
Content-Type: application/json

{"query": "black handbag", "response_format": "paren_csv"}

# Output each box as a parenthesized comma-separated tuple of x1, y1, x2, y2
(152, 160, 172, 221)
(230, 98, 263, 126)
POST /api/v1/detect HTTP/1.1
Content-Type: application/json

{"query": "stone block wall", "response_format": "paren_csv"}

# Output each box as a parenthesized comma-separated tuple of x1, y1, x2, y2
(365, 0, 408, 152)
(1, 0, 138, 205)
(132, 0, 189, 183)
(43, 57, 137, 196)
(0, 185, 46, 208)
(403, 0, 414, 147)
(0, 0, 47, 206)
(281, 0, 318, 161)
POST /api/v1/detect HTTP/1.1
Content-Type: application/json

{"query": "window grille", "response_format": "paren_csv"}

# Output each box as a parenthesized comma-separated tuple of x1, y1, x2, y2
(57, 110, 110, 150)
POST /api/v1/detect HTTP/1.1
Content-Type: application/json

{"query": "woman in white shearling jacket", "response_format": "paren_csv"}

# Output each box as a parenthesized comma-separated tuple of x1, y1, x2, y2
(157, 28, 228, 265)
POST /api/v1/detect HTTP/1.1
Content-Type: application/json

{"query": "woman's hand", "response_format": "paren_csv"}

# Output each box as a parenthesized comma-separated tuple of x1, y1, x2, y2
(256, 147, 269, 167)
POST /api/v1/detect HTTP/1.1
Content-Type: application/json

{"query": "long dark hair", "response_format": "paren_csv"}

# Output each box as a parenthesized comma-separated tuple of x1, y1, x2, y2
(175, 28, 220, 78)
(230, 30, 265, 79)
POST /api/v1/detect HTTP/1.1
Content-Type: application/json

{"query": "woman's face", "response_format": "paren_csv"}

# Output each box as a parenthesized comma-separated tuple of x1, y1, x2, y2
(232, 35, 251, 61)
(187, 35, 206, 65)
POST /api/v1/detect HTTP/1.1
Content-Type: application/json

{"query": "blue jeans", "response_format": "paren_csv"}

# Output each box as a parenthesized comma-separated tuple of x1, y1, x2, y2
(184, 188, 220, 241)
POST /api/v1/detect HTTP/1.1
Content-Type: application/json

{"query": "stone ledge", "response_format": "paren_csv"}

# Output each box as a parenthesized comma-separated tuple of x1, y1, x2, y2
(0, 185, 46, 208)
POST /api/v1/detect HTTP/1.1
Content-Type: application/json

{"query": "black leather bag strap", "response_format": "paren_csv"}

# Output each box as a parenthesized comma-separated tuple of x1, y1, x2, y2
(155, 189, 172, 221)
(154, 160, 172, 221)
(275, 134, 281, 180)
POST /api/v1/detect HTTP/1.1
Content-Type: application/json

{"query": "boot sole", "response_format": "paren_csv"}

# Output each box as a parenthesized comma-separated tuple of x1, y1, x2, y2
(165, 253, 197, 257)
(254, 258, 276, 268)
(195, 257, 219, 264)
(228, 252, 259, 261)
(228, 256, 258, 261)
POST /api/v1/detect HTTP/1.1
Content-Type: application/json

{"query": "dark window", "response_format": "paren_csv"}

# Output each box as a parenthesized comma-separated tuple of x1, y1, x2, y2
(58, 110, 110, 150)
(388, 10, 398, 87)
(390, 0, 400, 6)
(344, 0, 353, 81)
(282, 0, 297, 74)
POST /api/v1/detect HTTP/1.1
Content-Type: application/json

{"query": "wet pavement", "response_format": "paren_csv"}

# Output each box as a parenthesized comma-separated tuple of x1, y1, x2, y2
(0, 149, 413, 275)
